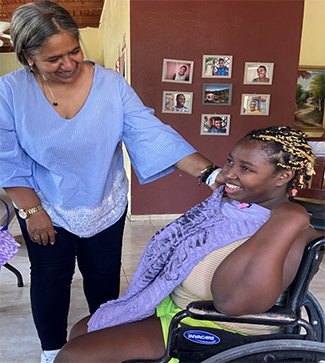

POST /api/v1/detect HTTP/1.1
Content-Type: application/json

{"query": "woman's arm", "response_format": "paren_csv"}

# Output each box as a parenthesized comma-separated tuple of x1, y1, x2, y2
(4, 187, 56, 246)
(174, 152, 224, 190)
(211, 202, 316, 315)
(174, 152, 214, 178)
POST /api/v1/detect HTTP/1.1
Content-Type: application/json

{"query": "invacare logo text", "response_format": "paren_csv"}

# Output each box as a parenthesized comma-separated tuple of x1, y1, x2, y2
(184, 330, 220, 345)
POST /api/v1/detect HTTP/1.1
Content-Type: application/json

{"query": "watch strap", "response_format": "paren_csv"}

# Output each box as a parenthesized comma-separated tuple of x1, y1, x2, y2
(20, 204, 44, 219)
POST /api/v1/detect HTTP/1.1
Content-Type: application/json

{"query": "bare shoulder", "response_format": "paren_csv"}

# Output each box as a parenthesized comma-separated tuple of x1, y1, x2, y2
(270, 200, 311, 228)
(260, 200, 317, 253)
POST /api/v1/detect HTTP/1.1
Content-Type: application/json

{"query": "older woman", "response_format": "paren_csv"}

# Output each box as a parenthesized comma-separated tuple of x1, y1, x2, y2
(0, 2, 218, 362)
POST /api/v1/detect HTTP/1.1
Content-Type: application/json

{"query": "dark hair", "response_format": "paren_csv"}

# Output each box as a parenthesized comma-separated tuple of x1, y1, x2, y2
(257, 65, 267, 72)
(10, 0, 80, 69)
(180, 65, 187, 71)
(243, 126, 315, 196)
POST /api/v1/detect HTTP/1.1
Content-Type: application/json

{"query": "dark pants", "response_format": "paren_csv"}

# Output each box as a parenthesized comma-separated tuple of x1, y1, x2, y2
(15, 208, 127, 350)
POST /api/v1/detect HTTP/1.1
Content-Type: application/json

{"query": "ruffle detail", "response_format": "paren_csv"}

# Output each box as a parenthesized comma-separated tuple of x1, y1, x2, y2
(88, 187, 269, 332)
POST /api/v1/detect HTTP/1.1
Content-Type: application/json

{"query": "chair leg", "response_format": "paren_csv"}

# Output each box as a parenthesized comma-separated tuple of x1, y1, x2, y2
(3, 263, 24, 287)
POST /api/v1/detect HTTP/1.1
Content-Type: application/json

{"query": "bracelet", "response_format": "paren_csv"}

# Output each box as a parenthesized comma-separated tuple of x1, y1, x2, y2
(198, 165, 220, 186)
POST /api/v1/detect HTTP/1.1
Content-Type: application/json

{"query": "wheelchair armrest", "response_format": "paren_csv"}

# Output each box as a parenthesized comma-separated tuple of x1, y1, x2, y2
(186, 301, 298, 326)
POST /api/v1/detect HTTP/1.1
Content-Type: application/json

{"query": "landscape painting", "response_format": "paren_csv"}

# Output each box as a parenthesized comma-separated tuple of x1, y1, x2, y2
(295, 68, 325, 131)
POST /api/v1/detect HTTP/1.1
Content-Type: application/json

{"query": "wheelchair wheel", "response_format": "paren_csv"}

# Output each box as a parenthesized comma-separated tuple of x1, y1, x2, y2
(304, 290, 325, 342)
(200, 339, 325, 363)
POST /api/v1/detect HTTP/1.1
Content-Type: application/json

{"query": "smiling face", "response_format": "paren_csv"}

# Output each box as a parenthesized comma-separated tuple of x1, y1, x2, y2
(214, 119, 223, 129)
(222, 139, 289, 208)
(27, 30, 84, 84)
(257, 66, 267, 79)
(176, 94, 186, 107)
(178, 66, 187, 76)
(219, 59, 225, 68)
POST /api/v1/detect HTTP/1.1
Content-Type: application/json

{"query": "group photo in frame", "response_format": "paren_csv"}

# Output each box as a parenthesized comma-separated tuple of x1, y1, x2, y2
(200, 114, 230, 135)
(294, 66, 325, 133)
(162, 91, 193, 113)
(243, 62, 274, 85)
(161, 59, 194, 84)
(241, 94, 271, 115)
(202, 55, 233, 78)
(202, 83, 232, 105)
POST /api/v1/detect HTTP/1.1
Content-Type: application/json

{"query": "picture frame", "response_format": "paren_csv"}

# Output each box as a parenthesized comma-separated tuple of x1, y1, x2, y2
(294, 66, 325, 133)
(200, 114, 230, 136)
(162, 59, 194, 84)
(119, 46, 127, 79)
(243, 62, 274, 85)
(202, 55, 233, 78)
(202, 83, 232, 106)
(162, 91, 193, 114)
(240, 94, 271, 115)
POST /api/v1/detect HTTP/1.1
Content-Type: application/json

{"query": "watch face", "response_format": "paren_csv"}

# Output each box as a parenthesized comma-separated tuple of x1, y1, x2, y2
(18, 210, 28, 219)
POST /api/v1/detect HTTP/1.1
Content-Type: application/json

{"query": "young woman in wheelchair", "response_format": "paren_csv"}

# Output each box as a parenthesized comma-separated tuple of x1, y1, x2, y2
(55, 126, 318, 363)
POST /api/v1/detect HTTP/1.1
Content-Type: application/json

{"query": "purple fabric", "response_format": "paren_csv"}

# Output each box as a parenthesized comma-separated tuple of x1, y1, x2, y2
(88, 187, 270, 332)
(0, 228, 20, 266)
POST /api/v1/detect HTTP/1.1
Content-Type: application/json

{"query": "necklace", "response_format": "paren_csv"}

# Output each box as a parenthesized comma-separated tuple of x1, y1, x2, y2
(41, 74, 71, 106)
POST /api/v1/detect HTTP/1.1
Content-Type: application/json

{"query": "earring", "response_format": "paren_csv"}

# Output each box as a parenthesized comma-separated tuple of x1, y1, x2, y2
(291, 188, 298, 197)
(29, 63, 34, 73)
(290, 179, 298, 198)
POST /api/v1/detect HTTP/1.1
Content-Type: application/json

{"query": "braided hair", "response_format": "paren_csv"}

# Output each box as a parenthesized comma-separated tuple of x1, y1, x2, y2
(243, 126, 315, 197)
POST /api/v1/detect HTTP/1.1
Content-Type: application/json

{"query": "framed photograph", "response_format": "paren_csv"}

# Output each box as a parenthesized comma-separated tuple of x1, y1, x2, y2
(294, 66, 325, 133)
(162, 59, 194, 84)
(243, 62, 274, 85)
(200, 114, 230, 135)
(202, 55, 233, 78)
(240, 94, 271, 115)
(119, 47, 127, 78)
(162, 91, 193, 114)
(202, 83, 232, 106)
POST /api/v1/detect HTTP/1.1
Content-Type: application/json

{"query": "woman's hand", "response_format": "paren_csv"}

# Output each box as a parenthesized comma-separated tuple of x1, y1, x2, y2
(3, 187, 57, 246)
(26, 210, 57, 246)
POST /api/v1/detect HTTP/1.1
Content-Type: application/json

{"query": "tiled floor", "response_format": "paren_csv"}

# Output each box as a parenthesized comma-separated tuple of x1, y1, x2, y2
(0, 217, 324, 363)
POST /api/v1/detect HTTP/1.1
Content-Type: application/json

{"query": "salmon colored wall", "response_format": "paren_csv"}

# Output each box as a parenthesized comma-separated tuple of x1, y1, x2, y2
(129, 0, 305, 215)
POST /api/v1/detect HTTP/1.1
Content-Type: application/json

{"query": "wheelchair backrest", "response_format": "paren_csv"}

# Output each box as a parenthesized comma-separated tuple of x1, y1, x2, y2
(286, 236, 325, 316)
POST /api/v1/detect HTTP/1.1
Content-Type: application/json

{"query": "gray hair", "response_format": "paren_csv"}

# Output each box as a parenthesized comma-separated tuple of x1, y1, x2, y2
(10, 0, 80, 69)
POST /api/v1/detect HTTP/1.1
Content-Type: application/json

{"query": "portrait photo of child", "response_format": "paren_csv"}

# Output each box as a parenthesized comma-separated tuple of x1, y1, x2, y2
(162, 59, 194, 84)
(162, 91, 193, 114)
(202, 55, 233, 78)
(201, 114, 230, 135)
(241, 94, 271, 115)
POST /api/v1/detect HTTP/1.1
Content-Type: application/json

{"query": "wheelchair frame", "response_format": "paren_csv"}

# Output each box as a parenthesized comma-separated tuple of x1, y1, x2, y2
(123, 235, 325, 363)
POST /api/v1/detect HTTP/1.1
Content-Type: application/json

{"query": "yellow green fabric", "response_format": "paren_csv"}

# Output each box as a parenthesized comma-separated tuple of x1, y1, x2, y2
(156, 295, 246, 363)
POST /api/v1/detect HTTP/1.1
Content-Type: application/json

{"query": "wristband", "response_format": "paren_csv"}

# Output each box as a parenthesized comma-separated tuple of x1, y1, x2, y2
(205, 168, 222, 186)
(198, 165, 220, 186)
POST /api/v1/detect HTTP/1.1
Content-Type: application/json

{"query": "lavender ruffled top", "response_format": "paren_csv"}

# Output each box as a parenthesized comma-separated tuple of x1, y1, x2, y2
(88, 187, 270, 332)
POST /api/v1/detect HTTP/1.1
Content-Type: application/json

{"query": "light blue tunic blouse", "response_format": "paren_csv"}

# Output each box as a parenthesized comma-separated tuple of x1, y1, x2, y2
(0, 63, 196, 237)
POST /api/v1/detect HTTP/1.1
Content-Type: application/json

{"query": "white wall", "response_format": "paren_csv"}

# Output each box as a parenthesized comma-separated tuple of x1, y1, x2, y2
(0, 53, 22, 76)
(80, 27, 103, 65)
(99, 0, 130, 78)
(299, 0, 325, 66)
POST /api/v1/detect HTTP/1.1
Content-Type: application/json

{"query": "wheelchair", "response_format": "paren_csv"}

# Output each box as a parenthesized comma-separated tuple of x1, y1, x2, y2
(124, 235, 325, 363)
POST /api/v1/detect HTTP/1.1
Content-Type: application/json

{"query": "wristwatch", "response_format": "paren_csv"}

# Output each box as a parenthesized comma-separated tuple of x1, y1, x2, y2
(18, 205, 44, 219)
